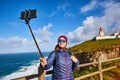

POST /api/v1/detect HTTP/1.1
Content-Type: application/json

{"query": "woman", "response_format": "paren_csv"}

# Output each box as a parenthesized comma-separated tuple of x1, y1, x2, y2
(40, 35, 79, 80)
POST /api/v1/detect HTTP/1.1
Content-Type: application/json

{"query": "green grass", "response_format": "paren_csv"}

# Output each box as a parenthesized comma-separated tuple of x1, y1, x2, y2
(69, 38, 120, 54)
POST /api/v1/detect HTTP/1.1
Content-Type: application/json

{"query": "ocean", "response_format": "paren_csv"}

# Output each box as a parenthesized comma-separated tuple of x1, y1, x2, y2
(0, 52, 52, 80)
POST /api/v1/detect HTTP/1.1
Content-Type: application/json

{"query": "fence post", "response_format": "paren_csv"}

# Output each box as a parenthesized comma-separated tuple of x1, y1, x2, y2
(38, 66, 45, 80)
(98, 59, 103, 80)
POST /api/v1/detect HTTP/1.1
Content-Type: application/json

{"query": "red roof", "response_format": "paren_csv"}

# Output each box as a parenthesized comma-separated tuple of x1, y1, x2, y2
(99, 27, 103, 31)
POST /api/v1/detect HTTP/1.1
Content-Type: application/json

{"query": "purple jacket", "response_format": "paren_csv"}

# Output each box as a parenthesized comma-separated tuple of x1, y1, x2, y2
(45, 49, 79, 80)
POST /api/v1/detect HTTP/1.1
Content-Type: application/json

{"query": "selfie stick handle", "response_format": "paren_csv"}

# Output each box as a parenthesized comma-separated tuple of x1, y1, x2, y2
(25, 20, 44, 58)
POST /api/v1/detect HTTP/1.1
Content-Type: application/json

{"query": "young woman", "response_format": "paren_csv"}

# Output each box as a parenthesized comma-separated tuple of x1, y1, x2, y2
(40, 35, 79, 80)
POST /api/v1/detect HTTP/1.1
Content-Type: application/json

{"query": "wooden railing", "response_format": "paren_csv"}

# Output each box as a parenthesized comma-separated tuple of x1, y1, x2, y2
(12, 57, 120, 80)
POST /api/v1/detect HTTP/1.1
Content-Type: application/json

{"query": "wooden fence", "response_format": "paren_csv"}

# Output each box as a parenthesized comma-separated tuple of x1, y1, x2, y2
(12, 57, 120, 80)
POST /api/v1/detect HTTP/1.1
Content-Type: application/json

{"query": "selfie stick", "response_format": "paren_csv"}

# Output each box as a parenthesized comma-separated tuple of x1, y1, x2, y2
(20, 9, 44, 58)
(25, 20, 44, 58)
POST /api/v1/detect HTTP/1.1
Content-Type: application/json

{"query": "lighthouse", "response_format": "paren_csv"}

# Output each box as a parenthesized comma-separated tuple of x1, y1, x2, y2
(99, 27, 104, 36)
(94, 27, 120, 40)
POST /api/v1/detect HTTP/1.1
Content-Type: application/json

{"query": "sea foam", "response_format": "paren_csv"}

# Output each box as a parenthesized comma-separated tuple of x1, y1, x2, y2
(1, 59, 52, 80)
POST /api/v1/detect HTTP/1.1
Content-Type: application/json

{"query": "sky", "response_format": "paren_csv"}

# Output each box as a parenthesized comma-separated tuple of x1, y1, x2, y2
(0, 0, 120, 54)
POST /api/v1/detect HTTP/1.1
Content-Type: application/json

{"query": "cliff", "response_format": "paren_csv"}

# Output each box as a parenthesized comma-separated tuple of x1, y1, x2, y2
(69, 38, 120, 64)
(69, 38, 120, 80)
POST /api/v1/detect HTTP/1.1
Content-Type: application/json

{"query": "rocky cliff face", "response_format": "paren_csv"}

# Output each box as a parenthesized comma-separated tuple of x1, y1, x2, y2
(75, 47, 120, 64)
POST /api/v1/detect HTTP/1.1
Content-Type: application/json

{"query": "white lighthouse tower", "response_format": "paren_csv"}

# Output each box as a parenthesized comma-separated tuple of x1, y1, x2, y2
(99, 27, 104, 36)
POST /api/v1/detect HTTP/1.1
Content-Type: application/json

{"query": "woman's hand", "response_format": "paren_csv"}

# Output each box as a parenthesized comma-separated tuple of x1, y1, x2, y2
(70, 55, 78, 63)
(40, 58, 47, 68)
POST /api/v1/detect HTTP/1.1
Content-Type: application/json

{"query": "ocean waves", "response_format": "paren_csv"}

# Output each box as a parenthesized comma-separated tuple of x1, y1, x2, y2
(0, 52, 52, 80)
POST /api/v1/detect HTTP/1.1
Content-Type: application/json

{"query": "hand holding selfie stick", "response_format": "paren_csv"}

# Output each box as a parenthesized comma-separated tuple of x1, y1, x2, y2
(20, 9, 44, 58)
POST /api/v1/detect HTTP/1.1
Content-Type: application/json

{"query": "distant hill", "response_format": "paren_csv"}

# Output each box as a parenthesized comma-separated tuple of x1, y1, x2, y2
(69, 38, 120, 54)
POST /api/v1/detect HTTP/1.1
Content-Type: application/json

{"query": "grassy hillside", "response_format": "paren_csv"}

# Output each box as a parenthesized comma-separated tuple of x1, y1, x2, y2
(70, 38, 120, 80)
(69, 38, 120, 53)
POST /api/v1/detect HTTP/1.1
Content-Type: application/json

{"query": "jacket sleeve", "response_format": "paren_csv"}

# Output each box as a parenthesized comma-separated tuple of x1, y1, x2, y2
(45, 51, 55, 70)
(70, 52, 79, 71)
(72, 59, 79, 71)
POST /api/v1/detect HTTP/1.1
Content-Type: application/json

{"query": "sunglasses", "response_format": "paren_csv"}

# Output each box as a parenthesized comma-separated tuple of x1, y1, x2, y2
(58, 39, 66, 43)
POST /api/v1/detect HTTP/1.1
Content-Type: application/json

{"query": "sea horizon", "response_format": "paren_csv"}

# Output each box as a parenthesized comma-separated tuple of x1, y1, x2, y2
(0, 51, 51, 55)
(0, 52, 52, 80)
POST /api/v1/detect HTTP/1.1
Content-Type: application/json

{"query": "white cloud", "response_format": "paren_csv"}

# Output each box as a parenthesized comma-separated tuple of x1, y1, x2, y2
(34, 23, 53, 44)
(98, 0, 120, 33)
(49, 1, 74, 18)
(64, 12, 75, 17)
(115, 20, 120, 31)
(0, 36, 29, 48)
(0, 36, 35, 53)
(68, 0, 120, 44)
(49, 11, 57, 17)
(49, 2, 70, 17)
(57, 1, 70, 11)
(80, 0, 97, 13)
(67, 16, 96, 43)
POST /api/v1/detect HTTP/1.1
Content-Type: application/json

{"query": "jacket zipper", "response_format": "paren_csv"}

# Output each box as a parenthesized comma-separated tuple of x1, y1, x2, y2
(64, 52, 68, 80)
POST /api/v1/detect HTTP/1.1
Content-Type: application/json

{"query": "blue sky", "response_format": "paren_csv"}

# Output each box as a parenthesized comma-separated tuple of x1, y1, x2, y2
(0, 0, 120, 53)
